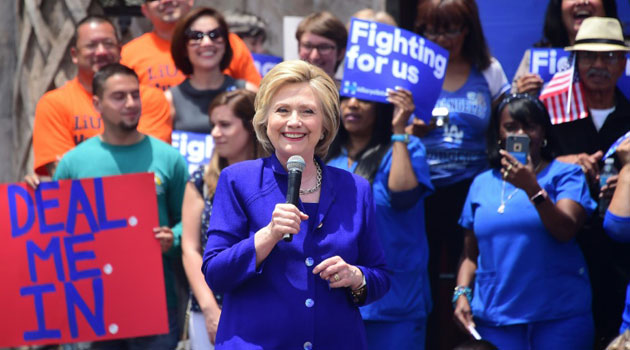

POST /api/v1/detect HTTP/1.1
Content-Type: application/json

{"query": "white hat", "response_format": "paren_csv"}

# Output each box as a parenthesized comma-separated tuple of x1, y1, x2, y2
(565, 17, 629, 52)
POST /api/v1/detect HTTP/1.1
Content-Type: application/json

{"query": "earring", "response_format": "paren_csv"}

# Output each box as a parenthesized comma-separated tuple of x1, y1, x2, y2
(320, 133, 325, 140)
(542, 139, 548, 147)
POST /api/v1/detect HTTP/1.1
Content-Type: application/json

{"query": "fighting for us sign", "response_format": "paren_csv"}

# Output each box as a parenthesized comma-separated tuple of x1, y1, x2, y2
(0, 173, 168, 347)
(341, 18, 449, 122)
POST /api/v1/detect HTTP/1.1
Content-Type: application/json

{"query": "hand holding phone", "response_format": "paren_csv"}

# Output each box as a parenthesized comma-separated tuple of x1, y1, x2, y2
(506, 134, 530, 165)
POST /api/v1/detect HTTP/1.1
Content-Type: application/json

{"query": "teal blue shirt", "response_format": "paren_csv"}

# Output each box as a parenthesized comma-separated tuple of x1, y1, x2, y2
(54, 135, 188, 308)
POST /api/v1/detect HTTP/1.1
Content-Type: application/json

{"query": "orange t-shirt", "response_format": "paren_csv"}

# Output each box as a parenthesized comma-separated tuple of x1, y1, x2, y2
(32, 78, 172, 175)
(121, 32, 261, 91)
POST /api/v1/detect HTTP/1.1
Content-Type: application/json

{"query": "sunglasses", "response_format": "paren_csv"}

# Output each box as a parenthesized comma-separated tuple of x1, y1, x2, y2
(185, 28, 225, 44)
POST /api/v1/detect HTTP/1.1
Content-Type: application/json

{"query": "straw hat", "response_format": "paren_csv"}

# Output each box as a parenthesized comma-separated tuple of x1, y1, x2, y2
(565, 17, 629, 52)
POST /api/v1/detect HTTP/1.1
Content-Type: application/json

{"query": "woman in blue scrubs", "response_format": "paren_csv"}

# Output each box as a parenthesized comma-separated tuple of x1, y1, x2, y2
(326, 89, 433, 349)
(454, 94, 596, 349)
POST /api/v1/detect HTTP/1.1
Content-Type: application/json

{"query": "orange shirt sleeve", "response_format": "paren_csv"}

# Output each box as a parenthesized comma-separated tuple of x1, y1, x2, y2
(32, 91, 75, 176)
(137, 85, 173, 143)
(225, 33, 262, 87)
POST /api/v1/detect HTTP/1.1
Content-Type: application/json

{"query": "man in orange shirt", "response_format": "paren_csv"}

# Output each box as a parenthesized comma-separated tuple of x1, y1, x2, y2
(121, 0, 261, 91)
(32, 15, 172, 176)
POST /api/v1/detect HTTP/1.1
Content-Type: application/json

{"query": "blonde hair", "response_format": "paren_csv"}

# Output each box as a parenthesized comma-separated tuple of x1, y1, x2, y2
(606, 329, 630, 350)
(253, 60, 340, 159)
(350, 8, 397, 27)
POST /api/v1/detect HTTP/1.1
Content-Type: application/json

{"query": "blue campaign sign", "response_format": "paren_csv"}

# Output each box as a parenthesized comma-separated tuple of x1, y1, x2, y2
(618, 54, 630, 101)
(341, 18, 449, 122)
(253, 53, 283, 77)
(171, 130, 214, 174)
(529, 48, 571, 82)
(530, 49, 630, 100)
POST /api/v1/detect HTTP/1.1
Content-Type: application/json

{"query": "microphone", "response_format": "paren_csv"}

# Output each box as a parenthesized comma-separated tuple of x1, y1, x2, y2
(284, 155, 305, 242)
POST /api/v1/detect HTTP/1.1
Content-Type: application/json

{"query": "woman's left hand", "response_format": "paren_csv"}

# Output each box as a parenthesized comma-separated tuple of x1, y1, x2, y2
(499, 150, 538, 191)
(313, 256, 364, 290)
(388, 87, 415, 134)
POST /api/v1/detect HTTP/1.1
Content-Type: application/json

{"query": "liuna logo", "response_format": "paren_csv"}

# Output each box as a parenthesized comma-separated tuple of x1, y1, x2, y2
(343, 81, 358, 95)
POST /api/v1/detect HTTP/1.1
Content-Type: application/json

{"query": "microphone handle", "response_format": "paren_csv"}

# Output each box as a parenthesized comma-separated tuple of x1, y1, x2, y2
(283, 170, 302, 242)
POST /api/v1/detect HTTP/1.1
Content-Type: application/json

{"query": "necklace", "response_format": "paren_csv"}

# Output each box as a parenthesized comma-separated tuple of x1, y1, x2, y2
(497, 160, 546, 214)
(300, 161, 322, 195)
(498, 180, 520, 214)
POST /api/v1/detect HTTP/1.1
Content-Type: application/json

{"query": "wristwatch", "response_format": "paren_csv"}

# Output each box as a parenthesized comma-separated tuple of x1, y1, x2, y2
(391, 133, 410, 144)
(530, 189, 548, 206)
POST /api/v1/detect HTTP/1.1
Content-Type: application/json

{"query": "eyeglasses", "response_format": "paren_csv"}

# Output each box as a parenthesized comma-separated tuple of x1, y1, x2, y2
(423, 28, 463, 40)
(299, 42, 337, 55)
(185, 28, 225, 45)
(577, 51, 625, 65)
(78, 40, 118, 52)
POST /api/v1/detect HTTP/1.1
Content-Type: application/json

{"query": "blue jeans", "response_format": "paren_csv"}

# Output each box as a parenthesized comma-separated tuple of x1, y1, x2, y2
(90, 307, 179, 350)
(364, 319, 427, 350)
(476, 313, 594, 350)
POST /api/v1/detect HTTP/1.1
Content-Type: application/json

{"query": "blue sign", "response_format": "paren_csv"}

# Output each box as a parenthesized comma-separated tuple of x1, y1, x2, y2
(604, 130, 630, 161)
(618, 54, 630, 101)
(530, 49, 630, 100)
(342, 18, 449, 122)
(529, 48, 572, 82)
(171, 130, 214, 174)
(253, 53, 283, 77)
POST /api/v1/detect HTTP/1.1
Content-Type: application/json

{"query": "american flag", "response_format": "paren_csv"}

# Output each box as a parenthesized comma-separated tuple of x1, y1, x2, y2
(538, 56, 588, 125)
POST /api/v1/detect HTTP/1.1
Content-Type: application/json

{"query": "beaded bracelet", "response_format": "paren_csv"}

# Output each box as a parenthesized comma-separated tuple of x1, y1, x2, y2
(452, 286, 472, 308)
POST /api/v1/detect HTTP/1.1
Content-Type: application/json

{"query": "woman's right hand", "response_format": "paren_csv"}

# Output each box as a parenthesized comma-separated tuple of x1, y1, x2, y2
(454, 295, 475, 330)
(204, 308, 221, 345)
(266, 203, 309, 242)
(514, 73, 543, 95)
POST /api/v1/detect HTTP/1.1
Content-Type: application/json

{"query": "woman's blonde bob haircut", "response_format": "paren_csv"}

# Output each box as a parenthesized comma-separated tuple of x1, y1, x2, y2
(253, 60, 340, 159)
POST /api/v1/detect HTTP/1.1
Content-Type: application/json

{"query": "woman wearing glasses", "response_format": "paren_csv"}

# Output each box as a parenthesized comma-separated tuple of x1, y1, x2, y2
(168, 7, 257, 133)
(411, 0, 510, 347)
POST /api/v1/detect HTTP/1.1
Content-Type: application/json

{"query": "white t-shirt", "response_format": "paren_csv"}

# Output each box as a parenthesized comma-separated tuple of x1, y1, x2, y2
(590, 107, 616, 131)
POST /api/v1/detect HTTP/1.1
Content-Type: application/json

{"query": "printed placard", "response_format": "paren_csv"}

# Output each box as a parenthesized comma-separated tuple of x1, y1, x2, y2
(171, 130, 214, 174)
(529, 48, 572, 82)
(0, 173, 167, 347)
(253, 53, 283, 77)
(341, 18, 449, 122)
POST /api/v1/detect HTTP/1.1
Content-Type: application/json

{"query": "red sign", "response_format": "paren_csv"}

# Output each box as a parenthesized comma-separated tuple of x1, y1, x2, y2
(0, 173, 168, 347)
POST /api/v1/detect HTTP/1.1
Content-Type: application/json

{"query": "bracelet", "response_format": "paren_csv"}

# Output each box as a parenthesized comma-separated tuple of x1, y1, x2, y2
(530, 189, 548, 206)
(391, 133, 410, 144)
(350, 275, 367, 304)
(452, 286, 472, 308)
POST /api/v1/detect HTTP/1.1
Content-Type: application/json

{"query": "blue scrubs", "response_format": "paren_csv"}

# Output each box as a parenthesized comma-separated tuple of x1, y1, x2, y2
(459, 160, 596, 348)
(328, 136, 433, 349)
(603, 210, 630, 333)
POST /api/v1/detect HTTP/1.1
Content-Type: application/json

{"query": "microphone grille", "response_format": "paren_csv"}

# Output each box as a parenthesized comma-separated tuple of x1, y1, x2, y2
(287, 155, 306, 172)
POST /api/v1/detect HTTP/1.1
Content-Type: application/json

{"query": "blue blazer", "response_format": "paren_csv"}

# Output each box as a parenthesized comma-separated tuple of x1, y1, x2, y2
(202, 155, 390, 350)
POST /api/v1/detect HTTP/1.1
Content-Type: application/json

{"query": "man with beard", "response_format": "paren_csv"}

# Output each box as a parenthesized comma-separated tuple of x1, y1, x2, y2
(551, 17, 630, 347)
(121, 0, 260, 90)
(32, 15, 172, 177)
(52, 63, 188, 349)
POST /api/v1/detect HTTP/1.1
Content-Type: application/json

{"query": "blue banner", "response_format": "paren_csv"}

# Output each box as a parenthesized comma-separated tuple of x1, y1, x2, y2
(529, 48, 571, 82)
(604, 130, 630, 161)
(171, 130, 214, 174)
(253, 53, 283, 77)
(530, 48, 630, 100)
(341, 18, 449, 122)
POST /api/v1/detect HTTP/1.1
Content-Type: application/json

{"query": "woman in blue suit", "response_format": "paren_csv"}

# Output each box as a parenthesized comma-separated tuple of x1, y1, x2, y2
(201, 60, 390, 350)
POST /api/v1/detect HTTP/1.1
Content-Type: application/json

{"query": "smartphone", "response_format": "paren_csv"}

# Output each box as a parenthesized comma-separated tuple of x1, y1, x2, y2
(506, 134, 530, 164)
(431, 107, 449, 127)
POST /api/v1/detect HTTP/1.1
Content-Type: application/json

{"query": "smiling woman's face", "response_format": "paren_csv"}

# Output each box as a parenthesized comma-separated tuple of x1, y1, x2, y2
(561, 0, 605, 43)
